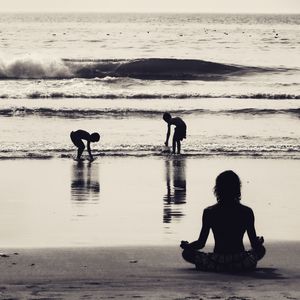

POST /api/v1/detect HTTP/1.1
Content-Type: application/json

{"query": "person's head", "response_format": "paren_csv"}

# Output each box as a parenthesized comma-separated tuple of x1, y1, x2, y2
(163, 112, 172, 123)
(90, 132, 100, 142)
(214, 170, 241, 204)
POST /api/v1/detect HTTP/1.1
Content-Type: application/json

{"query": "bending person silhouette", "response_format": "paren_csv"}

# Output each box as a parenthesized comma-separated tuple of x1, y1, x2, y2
(181, 170, 265, 272)
(163, 112, 186, 154)
(70, 129, 100, 162)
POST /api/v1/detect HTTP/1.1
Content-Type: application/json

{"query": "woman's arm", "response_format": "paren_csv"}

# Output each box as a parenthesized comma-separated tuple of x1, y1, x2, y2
(181, 209, 210, 250)
(246, 208, 264, 249)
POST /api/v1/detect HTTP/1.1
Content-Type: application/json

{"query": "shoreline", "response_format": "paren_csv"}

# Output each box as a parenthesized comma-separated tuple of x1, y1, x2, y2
(0, 152, 300, 160)
(0, 242, 299, 299)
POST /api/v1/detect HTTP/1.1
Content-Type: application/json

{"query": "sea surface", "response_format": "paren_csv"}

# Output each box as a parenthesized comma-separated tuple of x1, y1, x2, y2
(0, 13, 299, 159)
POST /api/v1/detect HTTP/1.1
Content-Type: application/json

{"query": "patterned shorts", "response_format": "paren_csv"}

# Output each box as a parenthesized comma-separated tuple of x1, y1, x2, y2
(183, 247, 265, 272)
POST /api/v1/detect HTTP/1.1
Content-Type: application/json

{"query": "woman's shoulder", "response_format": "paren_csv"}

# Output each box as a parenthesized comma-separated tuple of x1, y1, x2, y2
(239, 203, 253, 211)
(205, 203, 253, 212)
(203, 204, 219, 214)
(205, 203, 218, 210)
(237, 203, 255, 218)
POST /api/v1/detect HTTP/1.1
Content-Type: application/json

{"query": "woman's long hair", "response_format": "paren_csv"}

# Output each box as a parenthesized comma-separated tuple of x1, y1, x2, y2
(214, 170, 241, 204)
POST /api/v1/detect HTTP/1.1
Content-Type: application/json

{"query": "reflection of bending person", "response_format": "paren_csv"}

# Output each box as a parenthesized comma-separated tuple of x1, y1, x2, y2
(181, 170, 265, 272)
(163, 112, 186, 154)
(163, 159, 186, 223)
(70, 129, 100, 161)
(164, 159, 186, 204)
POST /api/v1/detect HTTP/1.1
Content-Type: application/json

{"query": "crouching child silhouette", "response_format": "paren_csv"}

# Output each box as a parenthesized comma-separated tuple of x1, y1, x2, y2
(181, 170, 265, 272)
(70, 129, 100, 162)
(163, 112, 186, 154)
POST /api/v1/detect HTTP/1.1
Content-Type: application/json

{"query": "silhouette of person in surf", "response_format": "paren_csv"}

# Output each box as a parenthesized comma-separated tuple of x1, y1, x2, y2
(180, 170, 266, 272)
(163, 112, 187, 154)
(70, 129, 100, 162)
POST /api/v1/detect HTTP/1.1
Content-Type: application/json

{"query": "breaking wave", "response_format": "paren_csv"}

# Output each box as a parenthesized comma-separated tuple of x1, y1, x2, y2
(0, 57, 270, 80)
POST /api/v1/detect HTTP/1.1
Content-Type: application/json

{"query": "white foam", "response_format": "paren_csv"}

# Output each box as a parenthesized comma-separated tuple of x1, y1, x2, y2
(0, 56, 72, 79)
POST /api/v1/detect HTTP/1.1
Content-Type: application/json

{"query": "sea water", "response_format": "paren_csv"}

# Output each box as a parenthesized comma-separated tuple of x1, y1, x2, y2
(0, 13, 299, 159)
(0, 13, 299, 247)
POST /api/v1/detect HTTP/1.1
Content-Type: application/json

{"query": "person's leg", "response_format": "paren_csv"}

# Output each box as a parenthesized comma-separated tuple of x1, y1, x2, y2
(183, 249, 213, 271)
(77, 144, 85, 160)
(70, 132, 85, 159)
(177, 140, 181, 154)
(172, 135, 176, 154)
(182, 248, 197, 264)
(252, 245, 266, 260)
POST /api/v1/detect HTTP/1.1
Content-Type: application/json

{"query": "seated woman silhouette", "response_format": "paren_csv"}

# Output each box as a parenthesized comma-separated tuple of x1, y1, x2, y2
(181, 170, 265, 272)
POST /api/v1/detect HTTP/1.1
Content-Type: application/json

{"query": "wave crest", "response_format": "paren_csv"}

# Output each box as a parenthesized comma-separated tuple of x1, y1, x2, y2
(0, 57, 72, 79)
(0, 57, 260, 80)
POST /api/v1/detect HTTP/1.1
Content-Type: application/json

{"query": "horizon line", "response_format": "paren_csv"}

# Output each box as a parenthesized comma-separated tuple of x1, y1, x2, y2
(0, 11, 300, 14)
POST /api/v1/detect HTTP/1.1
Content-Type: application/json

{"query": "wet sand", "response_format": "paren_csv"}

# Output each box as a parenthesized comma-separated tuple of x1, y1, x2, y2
(0, 157, 299, 247)
(0, 157, 299, 298)
(0, 242, 299, 299)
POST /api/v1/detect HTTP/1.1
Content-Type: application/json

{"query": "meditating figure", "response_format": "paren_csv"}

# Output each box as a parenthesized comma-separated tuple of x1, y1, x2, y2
(70, 129, 100, 162)
(181, 170, 265, 272)
(163, 112, 186, 154)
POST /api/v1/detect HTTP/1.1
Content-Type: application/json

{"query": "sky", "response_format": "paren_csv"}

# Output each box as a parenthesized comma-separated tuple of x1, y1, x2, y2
(0, 0, 300, 13)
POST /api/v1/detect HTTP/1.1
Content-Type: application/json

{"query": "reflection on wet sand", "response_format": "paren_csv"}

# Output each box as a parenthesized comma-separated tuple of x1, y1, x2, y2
(71, 161, 100, 204)
(163, 158, 186, 223)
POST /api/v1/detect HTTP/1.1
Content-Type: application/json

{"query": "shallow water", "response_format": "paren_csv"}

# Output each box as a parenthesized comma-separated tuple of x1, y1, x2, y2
(0, 157, 299, 247)
(0, 98, 299, 159)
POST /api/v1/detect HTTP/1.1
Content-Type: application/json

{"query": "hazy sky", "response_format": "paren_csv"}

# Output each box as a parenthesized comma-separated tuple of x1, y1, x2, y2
(0, 0, 300, 13)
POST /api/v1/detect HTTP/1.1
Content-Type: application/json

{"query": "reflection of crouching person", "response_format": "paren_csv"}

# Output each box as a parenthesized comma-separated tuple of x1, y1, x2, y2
(70, 129, 100, 162)
(181, 170, 266, 272)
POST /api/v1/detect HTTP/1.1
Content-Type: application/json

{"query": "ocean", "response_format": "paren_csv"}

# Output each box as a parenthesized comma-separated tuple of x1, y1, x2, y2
(0, 13, 299, 159)
(0, 13, 300, 247)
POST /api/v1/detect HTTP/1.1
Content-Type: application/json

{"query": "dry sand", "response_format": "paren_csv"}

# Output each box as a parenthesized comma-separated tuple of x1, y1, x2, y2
(0, 242, 299, 299)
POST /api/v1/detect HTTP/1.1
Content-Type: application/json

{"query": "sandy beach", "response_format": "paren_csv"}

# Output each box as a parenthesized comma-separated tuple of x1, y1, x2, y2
(0, 242, 299, 299)
(0, 157, 299, 247)
(0, 157, 299, 299)
(0, 9, 299, 300)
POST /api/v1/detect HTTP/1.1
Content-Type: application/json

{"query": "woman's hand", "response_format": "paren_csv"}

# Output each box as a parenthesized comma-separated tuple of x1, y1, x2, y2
(180, 240, 190, 249)
(257, 236, 264, 245)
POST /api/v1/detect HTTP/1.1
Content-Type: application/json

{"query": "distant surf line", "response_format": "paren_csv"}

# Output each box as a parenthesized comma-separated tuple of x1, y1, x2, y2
(0, 92, 299, 100)
(0, 107, 299, 118)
